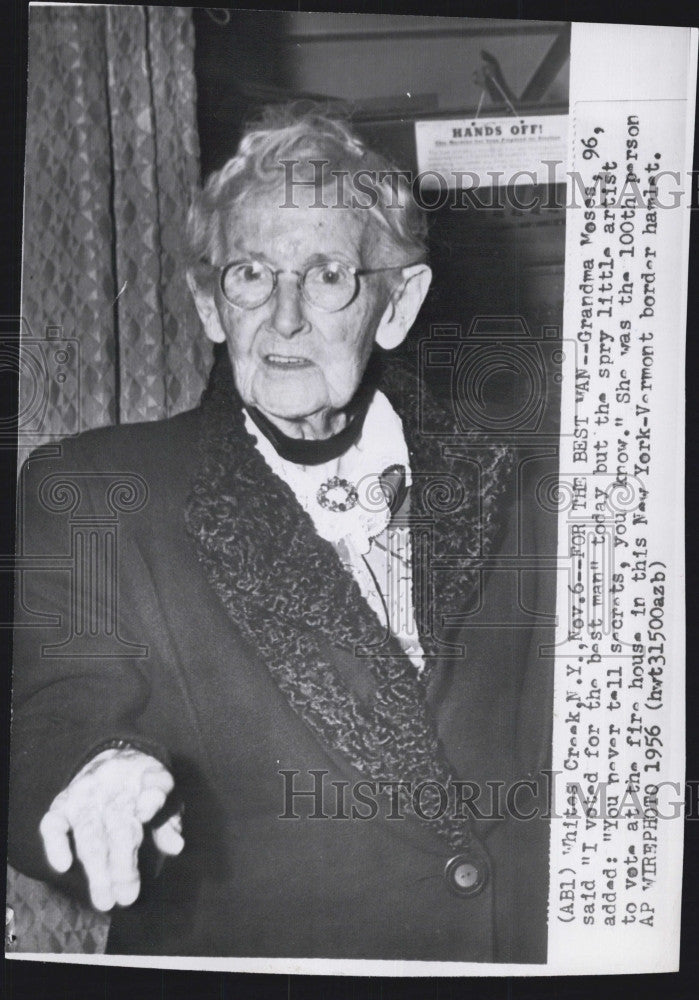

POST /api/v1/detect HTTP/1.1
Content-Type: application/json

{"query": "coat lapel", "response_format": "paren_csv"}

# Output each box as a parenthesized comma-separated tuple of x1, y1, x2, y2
(185, 350, 512, 854)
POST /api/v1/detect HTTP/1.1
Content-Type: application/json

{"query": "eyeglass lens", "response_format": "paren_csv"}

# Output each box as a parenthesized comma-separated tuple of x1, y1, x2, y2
(221, 260, 358, 311)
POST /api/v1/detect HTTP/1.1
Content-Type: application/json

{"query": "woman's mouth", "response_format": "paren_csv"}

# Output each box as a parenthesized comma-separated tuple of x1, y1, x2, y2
(264, 354, 313, 368)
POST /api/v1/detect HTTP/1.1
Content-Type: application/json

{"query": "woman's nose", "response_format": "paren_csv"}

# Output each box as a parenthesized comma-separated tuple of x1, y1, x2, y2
(269, 273, 309, 338)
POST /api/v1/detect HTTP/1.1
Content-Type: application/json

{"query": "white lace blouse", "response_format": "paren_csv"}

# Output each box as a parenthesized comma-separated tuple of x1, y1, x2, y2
(244, 390, 425, 675)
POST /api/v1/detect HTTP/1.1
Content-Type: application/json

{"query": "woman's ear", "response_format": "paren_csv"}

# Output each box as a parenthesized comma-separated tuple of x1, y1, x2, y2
(374, 263, 432, 350)
(186, 270, 227, 344)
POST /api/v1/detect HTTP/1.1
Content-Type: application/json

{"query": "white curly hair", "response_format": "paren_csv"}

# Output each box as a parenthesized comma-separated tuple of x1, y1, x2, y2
(186, 103, 428, 284)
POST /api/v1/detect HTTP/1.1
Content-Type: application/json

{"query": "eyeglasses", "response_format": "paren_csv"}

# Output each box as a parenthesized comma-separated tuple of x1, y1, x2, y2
(209, 258, 415, 313)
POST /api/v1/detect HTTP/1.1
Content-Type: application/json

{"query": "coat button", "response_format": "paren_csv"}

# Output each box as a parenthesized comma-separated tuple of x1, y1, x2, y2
(444, 854, 489, 897)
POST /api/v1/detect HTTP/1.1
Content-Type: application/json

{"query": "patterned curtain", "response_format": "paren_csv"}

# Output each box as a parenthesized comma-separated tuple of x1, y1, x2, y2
(9, 4, 207, 954)
(17, 3, 210, 468)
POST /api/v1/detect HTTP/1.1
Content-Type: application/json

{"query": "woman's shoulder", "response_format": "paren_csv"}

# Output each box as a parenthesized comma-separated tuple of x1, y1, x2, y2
(22, 406, 203, 476)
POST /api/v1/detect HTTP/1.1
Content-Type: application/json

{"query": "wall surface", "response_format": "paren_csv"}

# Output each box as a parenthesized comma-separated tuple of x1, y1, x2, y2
(283, 13, 568, 113)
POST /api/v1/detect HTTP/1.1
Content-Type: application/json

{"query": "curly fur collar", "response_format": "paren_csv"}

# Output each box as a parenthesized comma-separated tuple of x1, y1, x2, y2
(185, 350, 512, 851)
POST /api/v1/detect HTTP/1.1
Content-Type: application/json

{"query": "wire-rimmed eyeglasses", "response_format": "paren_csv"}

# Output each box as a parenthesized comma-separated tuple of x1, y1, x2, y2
(205, 258, 417, 314)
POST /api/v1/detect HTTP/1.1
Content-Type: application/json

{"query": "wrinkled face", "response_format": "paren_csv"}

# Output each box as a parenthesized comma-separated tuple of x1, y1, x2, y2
(207, 190, 393, 430)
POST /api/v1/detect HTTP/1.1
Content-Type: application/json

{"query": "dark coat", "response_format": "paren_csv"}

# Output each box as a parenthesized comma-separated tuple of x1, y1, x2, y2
(9, 386, 557, 963)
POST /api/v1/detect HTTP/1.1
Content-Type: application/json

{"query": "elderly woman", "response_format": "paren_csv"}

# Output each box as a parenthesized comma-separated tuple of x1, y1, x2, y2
(9, 107, 555, 962)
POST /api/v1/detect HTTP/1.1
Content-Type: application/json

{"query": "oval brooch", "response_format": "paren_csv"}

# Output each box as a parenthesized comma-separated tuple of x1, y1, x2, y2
(316, 476, 359, 513)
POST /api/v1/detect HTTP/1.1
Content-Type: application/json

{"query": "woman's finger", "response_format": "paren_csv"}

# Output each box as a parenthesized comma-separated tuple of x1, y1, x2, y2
(71, 815, 115, 911)
(152, 814, 185, 856)
(39, 809, 73, 873)
(140, 763, 175, 795)
(104, 810, 144, 907)
(135, 785, 168, 823)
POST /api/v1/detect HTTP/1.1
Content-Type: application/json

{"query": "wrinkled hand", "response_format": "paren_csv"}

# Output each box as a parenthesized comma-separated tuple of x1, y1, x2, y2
(39, 748, 184, 911)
